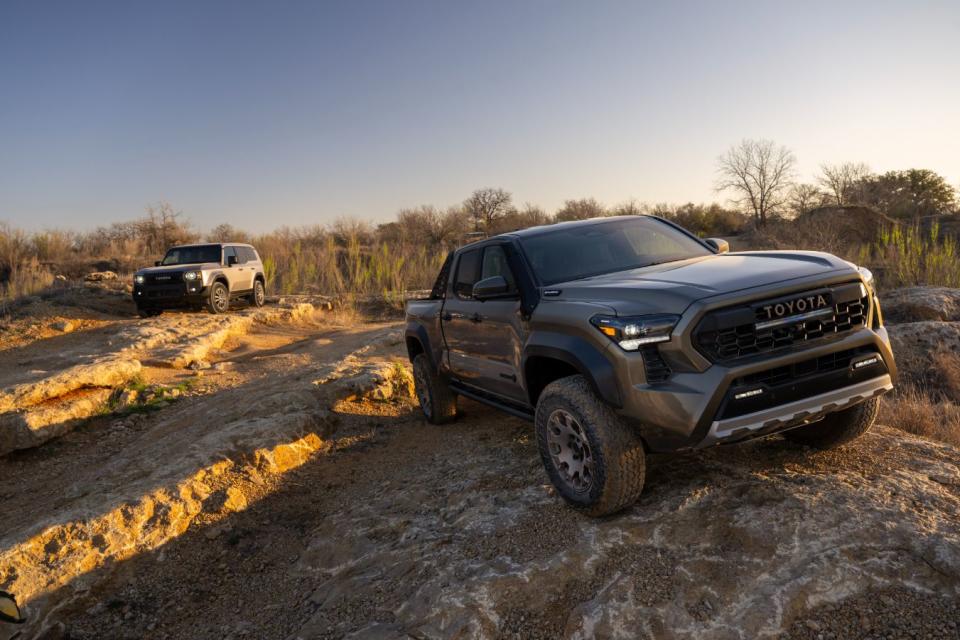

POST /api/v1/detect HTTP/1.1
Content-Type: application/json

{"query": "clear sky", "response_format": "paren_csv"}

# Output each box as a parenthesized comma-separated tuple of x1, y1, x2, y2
(1, 0, 958, 232)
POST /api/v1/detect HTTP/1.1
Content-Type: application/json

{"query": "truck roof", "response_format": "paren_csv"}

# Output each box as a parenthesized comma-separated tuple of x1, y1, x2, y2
(500, 215, 648, 240)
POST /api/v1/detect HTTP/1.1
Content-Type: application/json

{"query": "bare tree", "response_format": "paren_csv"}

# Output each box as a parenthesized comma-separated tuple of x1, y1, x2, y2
(463, 188, 513, 232)
(715, 139, 796, 227)
(817, 162, 871, 206)
(207, 223, 250, 244)
(555, 198, 606, 222)
(786, 183, 824, 218)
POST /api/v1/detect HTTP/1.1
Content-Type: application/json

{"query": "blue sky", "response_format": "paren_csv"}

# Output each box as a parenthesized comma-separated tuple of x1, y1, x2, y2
(1, 0, 958, 232)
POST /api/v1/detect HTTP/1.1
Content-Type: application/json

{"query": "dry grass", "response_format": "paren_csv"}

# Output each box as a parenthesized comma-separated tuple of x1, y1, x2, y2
(880, 389, 960, 447)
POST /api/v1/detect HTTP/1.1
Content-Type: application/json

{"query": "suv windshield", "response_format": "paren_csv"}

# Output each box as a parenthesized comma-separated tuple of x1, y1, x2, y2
(518, 217, 713, 285)
(161, 245, 222, 266)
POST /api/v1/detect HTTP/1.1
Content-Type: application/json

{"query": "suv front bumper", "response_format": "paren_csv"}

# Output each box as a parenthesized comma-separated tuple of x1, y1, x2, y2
(133, 282, 209, 308)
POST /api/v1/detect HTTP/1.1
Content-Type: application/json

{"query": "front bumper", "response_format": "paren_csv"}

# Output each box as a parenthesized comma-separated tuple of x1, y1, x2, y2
(615, 324, 896, 452)
(133, 282, 208, 308)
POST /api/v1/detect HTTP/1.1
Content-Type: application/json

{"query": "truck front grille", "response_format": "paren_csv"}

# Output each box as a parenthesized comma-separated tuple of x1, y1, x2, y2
(695, 283, 869, 363)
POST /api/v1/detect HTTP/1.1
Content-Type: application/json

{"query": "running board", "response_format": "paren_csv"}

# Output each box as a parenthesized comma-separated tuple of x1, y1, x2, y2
(448, 382, 535, 422)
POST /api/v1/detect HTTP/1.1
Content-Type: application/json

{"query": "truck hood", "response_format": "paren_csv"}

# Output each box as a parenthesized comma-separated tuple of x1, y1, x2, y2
(136, 262, 221, 275)
(547, 251, 857, 315)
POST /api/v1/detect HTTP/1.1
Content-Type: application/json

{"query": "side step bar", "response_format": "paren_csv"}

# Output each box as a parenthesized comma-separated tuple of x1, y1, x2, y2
(448, 382, 535, 422)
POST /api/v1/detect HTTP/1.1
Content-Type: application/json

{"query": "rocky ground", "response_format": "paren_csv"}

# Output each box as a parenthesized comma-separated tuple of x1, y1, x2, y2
(0, 287, 958, 640)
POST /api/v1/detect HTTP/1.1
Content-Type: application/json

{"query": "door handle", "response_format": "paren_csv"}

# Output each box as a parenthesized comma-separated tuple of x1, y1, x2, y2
(442, 313, 453, 321)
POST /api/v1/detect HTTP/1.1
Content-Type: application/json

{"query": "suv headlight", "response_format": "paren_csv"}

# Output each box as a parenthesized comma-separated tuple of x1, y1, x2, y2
(184, 271, 201, 282)
(591, 314, 679, 351)
(134, 274, 145, 284)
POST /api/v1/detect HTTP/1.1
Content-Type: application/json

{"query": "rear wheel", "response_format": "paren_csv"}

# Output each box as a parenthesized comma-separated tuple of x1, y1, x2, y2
(535, 375, 646, 517)
(248, 279, 266, 307)
(206, 282, 230, 314)
(412, 353, 457, 424)
(784, 397, 879, 449)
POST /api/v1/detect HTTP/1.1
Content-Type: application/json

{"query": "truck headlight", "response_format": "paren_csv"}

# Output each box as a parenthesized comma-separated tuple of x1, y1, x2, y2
(184, 271, 201, 282)
(591, 314, 679, 351)
(134, 274, 145, 284)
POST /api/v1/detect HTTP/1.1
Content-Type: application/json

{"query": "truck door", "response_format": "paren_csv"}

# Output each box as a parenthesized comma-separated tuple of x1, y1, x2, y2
(442, 244, 526, 403)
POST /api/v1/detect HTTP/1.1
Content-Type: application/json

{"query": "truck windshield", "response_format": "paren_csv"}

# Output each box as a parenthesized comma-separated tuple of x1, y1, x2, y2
(518, 217, 713, 285)
(161, 245, 222, 266)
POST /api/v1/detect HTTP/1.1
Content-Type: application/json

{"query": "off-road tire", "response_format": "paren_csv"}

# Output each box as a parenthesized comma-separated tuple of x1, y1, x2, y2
(535, 375, 646, 517)
(206, 281, 230, 314)
(136, 307, 161, 318)
(412, 353, 457, 424)
(248, 279, 266, 307)
(784, 397, 880, 450)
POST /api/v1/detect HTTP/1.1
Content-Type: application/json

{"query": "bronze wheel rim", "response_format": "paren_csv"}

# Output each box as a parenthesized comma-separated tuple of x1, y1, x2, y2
(546, 409, 595, 493)
(414, 365, 432, 417)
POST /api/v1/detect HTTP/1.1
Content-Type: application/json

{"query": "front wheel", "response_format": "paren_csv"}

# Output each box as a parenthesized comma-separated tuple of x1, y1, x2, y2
(206, 282, 230, 314)
(535, 375, 646, 517)
(784, 397, 879, 449)
(412, 353, 457, 424)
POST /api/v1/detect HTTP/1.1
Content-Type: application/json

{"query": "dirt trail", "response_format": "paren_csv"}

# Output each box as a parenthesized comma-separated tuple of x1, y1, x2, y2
(0, 302, 958, 639)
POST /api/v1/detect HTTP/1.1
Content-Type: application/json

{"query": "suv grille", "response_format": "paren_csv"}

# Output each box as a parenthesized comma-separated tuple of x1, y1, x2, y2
(695, 283, 869, 362)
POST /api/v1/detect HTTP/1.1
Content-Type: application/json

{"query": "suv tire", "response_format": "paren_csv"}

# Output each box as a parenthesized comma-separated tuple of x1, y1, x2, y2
(206, 281, 230, 314)
(248, 280, 266, 307)
(136, 307, 161, 318)
(784, 397, 880, 449)
(412, 353, 457, 424)
(535, 375, 646, 517)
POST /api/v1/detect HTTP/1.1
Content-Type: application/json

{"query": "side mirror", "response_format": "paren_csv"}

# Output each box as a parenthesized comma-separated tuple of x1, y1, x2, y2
(705, 238, 730, 254)
(154, 260, 162, 267)
(473, 275, 510, 300)
(226, 255, 239, 266)
(0, 591, 25, 625)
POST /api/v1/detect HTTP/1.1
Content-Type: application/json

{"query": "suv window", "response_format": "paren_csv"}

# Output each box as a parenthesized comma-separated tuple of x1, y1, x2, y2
(241, 247, 259, 263)
(480, 245, 516, 290)
(161, 245, 222, 266)
(454, 249, 481, 298)
(223, 246, 237, 265)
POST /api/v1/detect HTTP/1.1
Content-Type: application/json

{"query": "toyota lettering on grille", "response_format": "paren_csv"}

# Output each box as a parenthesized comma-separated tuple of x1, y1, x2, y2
(755, 293, 833, 330)
(155, 276, 171, 281)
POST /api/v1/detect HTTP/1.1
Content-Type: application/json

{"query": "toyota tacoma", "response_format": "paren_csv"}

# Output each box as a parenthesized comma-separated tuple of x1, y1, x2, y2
(405, 216, 896, 516)
(133, 243, 266, 317)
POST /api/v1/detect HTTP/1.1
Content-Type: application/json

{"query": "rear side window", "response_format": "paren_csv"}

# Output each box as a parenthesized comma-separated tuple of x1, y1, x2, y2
(430, 252, 453, 300)
(454, 249, 481, 298)
(238, 246, 257, 263)
(480, 245, 516, 290)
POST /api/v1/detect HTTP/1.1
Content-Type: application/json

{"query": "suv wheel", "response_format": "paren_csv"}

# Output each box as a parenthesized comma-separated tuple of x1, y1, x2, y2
(137, 307, 161, 318)
(412, 353, 457, 424)
(206, 281, 230, 314)
(535, 375, 646, 517)
(249, 280, 266, 307)
(784, 397, 879, 449)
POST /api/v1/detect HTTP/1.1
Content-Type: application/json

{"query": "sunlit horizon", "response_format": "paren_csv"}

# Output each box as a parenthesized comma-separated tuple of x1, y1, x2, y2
(1, 0, 957, 232)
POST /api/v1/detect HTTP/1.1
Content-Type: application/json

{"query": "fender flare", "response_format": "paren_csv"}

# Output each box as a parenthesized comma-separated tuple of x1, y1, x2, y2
(405, 322, 437, 369)
(523, 332, 622, 408)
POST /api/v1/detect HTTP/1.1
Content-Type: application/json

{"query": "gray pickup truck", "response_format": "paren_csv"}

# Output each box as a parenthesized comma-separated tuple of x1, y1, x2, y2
(405, 215, 896, 516)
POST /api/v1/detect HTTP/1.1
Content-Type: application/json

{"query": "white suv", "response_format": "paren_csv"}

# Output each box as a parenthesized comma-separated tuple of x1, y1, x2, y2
(132, 243, 267, 317)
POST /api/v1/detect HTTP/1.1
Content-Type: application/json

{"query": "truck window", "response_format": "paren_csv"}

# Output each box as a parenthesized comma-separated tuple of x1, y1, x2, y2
(481, 246, 516, 290)
(430, 252, 453, 300)
(454, 249, 481, 298)
(223, 246, 237, 265)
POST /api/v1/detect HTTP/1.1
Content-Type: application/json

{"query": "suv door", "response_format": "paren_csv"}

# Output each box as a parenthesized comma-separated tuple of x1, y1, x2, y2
(442, 244, 526, 402)
(234, 246, 256, 291)
(222, 246, 244, 291)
